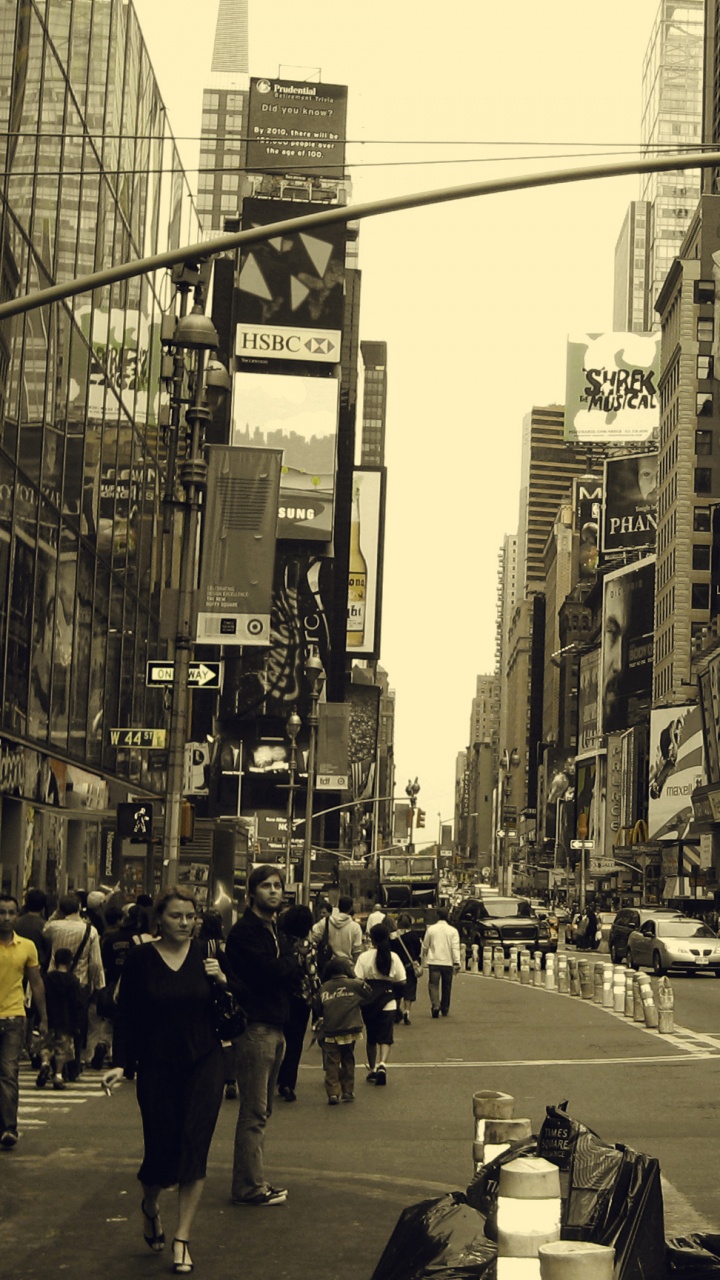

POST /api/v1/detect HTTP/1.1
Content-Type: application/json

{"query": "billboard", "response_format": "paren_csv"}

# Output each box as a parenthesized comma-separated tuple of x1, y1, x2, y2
(196, 446, 281, 646)
(698, 652, 720, 785)
(577, 649, 601, 754)
(236, 197, 345, 365)
(246, 77, 348, 179)
(346, 467, 386, 658)
(573, 474, 602, 577)
(601, 452, 658, 554)
(565, 331, 660, 444)
(231, 370, 339, 542)
(600, 556, 655, 734)
(648, 705, 705, 840)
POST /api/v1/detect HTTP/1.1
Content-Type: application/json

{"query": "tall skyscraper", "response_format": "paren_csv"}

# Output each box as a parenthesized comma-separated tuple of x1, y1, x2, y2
(615, 0, 704, 329)
(516, 407, 591, 598)
(197, 0, 250, 232)
(359, 341, 388, 466)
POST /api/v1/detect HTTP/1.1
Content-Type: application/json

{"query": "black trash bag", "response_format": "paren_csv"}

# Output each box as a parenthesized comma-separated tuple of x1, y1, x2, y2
(465, 1138, 538, 1237)
(369, 1192, 497, 1280)
(666, 1234, 720, 1275)
(538, 1101, 667, 1280)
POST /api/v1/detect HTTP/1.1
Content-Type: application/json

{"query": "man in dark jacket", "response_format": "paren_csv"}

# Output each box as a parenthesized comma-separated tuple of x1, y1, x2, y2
(226, 865, 297, 1207)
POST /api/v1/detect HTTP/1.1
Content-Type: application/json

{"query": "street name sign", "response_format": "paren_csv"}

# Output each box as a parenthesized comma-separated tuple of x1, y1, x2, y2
(146, 661, 222, 689)
(109, 728, 166, 749)
(570, 838, 595, 849)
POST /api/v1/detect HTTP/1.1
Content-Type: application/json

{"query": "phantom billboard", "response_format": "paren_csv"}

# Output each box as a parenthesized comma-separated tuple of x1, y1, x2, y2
(602, 452, 658, 554)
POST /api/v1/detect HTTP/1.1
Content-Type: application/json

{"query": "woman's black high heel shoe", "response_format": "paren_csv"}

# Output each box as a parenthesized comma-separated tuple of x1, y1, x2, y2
(141, 1199, 165, 1252)
(172, 1239, 194, 1274)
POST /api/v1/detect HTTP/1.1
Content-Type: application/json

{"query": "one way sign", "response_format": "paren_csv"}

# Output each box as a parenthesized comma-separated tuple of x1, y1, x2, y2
(146, 661, 222, 689)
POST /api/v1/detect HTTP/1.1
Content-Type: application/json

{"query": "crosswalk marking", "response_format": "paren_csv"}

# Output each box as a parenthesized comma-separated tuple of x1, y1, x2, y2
(15, 1063, 109, 1136)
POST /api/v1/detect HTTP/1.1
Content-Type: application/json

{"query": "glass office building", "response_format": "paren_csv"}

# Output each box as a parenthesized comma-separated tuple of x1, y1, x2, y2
(0, 0, 199, 896)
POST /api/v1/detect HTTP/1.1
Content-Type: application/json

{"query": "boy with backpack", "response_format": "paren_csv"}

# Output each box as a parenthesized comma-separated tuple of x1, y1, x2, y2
(312, 957, 372, 1104)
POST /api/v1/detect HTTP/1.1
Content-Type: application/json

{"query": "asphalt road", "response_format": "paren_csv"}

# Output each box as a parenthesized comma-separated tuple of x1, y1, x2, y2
(1, 967, 718, 1279)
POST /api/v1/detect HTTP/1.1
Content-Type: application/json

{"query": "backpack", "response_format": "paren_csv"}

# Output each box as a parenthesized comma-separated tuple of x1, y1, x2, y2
(316, 917, 333, 978)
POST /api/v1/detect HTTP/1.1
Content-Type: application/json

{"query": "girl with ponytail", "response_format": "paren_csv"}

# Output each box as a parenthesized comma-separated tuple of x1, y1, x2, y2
(354, 923, 406, 1086)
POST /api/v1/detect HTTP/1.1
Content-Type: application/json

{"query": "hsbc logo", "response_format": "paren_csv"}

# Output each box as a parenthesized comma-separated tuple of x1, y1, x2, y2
(236, 322, 341, 364)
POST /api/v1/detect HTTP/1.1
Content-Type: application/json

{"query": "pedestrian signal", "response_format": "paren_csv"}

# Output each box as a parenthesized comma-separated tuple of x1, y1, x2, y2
(117, 802, 153, 842)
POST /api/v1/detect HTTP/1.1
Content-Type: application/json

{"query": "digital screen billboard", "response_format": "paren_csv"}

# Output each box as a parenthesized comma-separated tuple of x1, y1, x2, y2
(648, 705, 704, 840)
(246, 77, 347, 179)
(236, 197, 345, 365)
(601, 452, 657, 554)
(565, 331, 660, 444)
(600, 556, 655, 734)
(231, 369, 339, 542)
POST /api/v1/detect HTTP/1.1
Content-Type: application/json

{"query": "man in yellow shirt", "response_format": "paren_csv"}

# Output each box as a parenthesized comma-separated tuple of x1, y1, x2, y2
(0, 894, 47, 1149)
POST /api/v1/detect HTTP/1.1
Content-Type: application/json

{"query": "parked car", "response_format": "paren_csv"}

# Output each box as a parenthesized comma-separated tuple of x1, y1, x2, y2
(608, 907, 686, 964)
(450, 896, 539, 961)
(565, 912, 581, 946)
(626, 918, 720, 976)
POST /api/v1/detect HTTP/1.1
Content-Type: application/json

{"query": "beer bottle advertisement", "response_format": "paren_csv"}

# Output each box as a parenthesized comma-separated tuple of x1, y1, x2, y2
(347, 484, 367, 647)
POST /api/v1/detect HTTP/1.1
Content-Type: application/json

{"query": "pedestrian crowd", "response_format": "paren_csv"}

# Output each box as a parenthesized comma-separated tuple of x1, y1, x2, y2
(0, 873, 462, 1273)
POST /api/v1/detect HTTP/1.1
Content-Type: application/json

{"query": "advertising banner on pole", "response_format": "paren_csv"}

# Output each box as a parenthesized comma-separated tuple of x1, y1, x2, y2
(564, 331, 660, 443)
(236, 197, 345, 366)
(196, 445, 281, 646)
(572, 474, 603, 577)
(648, 705, 705, 840)
(246, 77, 348, 179)
(601, 452, 658, 554)
(577, 649, 601, 754)
(600, 556, 655, 734)
(232, 370, 339, 542)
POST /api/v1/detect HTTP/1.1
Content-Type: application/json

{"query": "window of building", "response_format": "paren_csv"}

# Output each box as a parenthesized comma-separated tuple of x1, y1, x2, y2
(698, 355, 714, 380)
(693, 545, 711, 571)
(692, 582, 710, 610)
(694, 507, 711, 531)
(698, 318, 714, 341)
(696, 429, 713, 456)
(697, 392, 713, 416)
(695, 280, 715, 305)
(695, 467, 713, 493)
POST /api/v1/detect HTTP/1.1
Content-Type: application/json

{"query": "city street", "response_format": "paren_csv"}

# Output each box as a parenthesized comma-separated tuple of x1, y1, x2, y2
(2, 967, 719, 1279)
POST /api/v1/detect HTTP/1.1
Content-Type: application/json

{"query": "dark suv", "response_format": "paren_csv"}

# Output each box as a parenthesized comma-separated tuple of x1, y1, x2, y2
(450, 896, 540, 960)
(608, 907, 686, 964)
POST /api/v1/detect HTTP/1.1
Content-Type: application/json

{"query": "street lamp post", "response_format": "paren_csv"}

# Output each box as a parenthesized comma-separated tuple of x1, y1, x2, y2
(495, 748, 519, 895)
(161, 300, 230, 890)
(284, 708, 301, 886)
(301, 654, 325, 906)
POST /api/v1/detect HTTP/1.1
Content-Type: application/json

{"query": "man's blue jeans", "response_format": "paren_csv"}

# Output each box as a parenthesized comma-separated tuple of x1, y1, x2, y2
(428, 965, 454, 1016)
(231, 1023, 285, 1200)
(0, 1016, 26, 1135)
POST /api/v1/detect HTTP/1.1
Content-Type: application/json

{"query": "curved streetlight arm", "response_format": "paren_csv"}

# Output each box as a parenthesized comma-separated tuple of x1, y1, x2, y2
(5, 150, 720, 320)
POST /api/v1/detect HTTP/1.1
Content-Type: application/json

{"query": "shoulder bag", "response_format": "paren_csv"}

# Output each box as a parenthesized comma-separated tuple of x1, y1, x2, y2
(206, 940, 247, 1041)
(397, 933, 422, 978)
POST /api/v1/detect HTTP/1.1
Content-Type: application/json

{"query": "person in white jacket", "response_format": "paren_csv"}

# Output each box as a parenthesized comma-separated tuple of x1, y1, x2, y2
(420, 909, 461, 1018)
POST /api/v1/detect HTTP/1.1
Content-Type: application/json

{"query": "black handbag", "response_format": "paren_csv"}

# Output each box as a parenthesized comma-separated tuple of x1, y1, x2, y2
(210, 983, 247, 1041)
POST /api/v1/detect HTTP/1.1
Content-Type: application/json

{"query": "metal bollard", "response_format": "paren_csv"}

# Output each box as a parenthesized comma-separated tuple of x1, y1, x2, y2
(485, 1117, 533, 1164)
(593, 961, 604, 1004)
(494, 946, 505, 979)
(533, 951, 543, 986)
(545, 952, 557, 991)
(624, 969, 635, 1018)
(657, 975, 675, 1033)
(578, 958, 593, 999)
(539, 1240, 615, 1278)
(472, 1089, 515, 1173)
(639, 975, 659, 1029)
(483, 946, 493, 977)
(519, 950, 531, 984)
(633, 974, 644, 1022)
(460, 942, 467, 971)
(602, 964, 613, 1008)
(568, 955, 581, 996)
(496, 1156, 562, 1278)
(557, 953, 569, 994)
(508, 946, 519, 981)
(612, 969, 625, 1013)
(469, 943, 480, 973)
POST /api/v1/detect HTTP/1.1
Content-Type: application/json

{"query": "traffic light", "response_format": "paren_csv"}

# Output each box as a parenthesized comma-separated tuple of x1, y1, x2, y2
(417, 809, 426, 828)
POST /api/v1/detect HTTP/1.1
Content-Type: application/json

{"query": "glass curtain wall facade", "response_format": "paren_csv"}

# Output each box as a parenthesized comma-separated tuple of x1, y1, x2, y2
(0, 1, 199, 861)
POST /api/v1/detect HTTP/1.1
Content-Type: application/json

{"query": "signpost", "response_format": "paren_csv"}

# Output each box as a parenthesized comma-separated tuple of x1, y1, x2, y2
(146, 661, 222, 689)
(570, 838, 594, 910)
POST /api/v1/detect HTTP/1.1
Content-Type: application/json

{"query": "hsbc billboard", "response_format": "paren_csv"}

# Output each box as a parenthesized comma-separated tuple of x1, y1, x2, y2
(236, 197, 345, 366)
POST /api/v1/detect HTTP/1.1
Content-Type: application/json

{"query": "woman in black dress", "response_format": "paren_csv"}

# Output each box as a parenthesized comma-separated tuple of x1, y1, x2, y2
(103, 891, 227, 1274)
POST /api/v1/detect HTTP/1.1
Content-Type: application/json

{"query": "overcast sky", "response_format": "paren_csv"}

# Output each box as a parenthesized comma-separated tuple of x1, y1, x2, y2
(134, 0, 661, 839)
